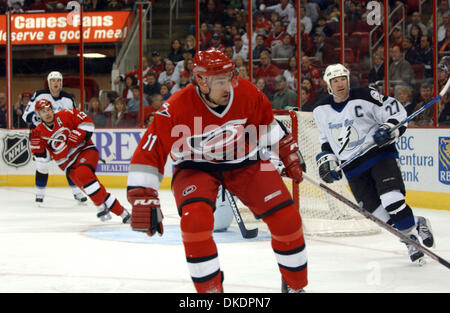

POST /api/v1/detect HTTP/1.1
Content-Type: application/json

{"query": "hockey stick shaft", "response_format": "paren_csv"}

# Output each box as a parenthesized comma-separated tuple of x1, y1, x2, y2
(302, 172, 450, 269)
(335, 77, 450, 172)
(224, 189, 258, 239)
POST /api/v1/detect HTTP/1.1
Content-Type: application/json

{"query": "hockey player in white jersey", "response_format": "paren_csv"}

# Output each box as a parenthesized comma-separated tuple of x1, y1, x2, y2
(313, 64, 435, 264)
(23, 71, 87, 205)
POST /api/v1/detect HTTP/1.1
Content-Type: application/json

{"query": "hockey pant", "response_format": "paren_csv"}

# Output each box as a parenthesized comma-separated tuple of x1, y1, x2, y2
(172, 160, 307, 292)
(34, 153, 83, 199)
(348, 158, 417, 233)
(66, 149, 124, 216)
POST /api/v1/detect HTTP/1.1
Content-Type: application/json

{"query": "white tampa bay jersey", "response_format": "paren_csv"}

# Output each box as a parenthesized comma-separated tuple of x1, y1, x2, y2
(313, 87, 407, 162)
(22, 89, 76, 126)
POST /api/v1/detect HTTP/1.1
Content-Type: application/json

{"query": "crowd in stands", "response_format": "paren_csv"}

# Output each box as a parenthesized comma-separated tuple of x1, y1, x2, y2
(1, 0, 450, 128)
(0, 0, 136, 14)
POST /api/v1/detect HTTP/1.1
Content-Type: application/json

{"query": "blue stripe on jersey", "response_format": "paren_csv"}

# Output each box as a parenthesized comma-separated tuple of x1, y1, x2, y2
(345, 151, 398, 179)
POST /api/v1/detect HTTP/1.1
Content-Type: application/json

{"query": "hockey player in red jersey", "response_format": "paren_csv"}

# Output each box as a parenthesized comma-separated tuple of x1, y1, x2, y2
(29, 99, 131, 223)
(127, 49, 308, 293)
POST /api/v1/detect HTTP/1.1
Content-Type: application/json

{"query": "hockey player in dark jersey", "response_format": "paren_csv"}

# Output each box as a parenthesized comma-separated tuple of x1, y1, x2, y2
(313, 63, 435, 265)
(23, 71, 87, 205)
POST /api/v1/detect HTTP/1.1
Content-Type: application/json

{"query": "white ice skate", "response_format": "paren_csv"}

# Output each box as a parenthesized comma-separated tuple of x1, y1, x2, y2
(281, 280, 305, 293)
(97, 204, 112, 222)
(416, 216, 435, 248)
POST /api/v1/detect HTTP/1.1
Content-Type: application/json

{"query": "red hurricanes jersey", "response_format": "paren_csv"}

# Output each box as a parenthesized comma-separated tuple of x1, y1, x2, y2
(35, 109, 96, 171)
(128, 77, 285, 190)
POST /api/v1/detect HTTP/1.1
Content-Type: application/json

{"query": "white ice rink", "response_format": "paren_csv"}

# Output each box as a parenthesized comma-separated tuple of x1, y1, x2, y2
(1, 186, 449, 293)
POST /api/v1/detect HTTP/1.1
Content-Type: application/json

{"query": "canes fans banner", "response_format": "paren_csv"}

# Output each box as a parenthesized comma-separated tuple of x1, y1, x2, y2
(0, 11, 133, 45)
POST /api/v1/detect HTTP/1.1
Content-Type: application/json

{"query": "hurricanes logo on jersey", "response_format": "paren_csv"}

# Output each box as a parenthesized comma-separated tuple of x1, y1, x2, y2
(48, 127, 71, 154)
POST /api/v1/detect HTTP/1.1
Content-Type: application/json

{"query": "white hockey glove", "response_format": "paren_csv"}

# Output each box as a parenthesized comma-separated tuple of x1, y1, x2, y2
(373, 122, 400, 148)
(316, 151, 342, 184)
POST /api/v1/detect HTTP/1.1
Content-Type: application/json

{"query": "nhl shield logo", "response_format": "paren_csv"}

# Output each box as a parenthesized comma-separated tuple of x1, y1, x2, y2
(2, 134, 31, 168)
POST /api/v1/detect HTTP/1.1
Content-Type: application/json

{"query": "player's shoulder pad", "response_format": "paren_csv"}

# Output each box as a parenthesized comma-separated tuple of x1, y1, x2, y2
(350, 87, 388, 107)
(314, 93, 332, 107)
(59, 90, 75, 100)
(31, 89, 51, 101)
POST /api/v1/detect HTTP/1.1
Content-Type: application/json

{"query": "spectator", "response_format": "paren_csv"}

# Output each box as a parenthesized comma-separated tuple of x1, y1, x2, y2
(160, 83, 172, 101)
(406, 11, 428, 39)
(168, 39, 185, 64)
(437, 10, 450, 43)
(255, 77, 272, 101)
(438, 63, 450, 91)
(253, 50, 282, 96)
(252, 34, 269, 59)
(28, 0, 51, 11)
(368, 52, 385, 84)
(409, 24, 423, 48)
(391, 26, 403, 50)
(184, 34, 196, 56)
(121, 75, 137, 100)
(114, 56, 150, 86)
(300, 55, 321, 90)
(300, 86, 315, 112)
(233, 55, 245, 69)
(10, 0, 24, 13)
(200, 0, 223, 26)
(0, 92, 8, 128)
(149, 51, 164, 80)
(232, 35, 248, 60)
(299, 6, 312, 35)
(237, 65, 248, 80)
(438, 98, 450, 126)
(301, 0, 319, 24)
(263, 0, 296, 27)
(409, 82, 434, 127)
(283, 56, 298, 91)
(86, 97, 107, 128)
(106, 0, 123, 10)
(312, 31, 327, 65)
(345, 0, 362, 23)
(254, 10, 272, 37)
(395, 84, 415, 115)
(199, 22, 212, 51)
(297, 22, 315, 56)
(265, 20, 286, 50)
(145, 93, 165, 126)
(224, 46, 234, 62)
(417, 35, 433, 79)
(127, 86, 149, 112)
(312, 16, 335, 37)
(389, 45, 414, 86)
(103, 91, 119, 113)
(438, 28, 450, 54)
(13, 92, 30, 128)
(301, 78, 317, 104)
(143, 72, 161, 98)
(209, 33, 226, 51)
(171, 71, 192, 94)
(110, 97, 135, 128)
(175, 57, 194, 79)
(158, 59, 180, 91)
(271, 75, 298, 110)
(272, 33, 295, 59)
(403, 36, 421, 65)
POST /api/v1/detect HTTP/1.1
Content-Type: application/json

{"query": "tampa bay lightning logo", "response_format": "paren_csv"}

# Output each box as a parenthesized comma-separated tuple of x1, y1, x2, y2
(438, 137, 450, 185)
(329, 119, 360, 155)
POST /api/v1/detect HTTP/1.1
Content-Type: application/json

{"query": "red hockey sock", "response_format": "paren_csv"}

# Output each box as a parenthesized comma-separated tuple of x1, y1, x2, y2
(68, 165, 124, 216)
(180, 202, 222, 293)
(262, 204, 308, 290)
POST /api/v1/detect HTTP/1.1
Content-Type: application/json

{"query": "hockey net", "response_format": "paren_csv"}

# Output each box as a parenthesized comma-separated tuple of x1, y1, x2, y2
(234, 110, 380, 237)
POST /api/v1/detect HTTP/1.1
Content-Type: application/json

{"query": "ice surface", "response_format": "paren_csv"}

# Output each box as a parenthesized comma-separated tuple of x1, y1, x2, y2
(0, 187, 449, 293)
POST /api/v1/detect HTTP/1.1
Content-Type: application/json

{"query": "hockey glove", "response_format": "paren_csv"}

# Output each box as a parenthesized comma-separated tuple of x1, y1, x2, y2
(278, 133, 306, 184)
(316, 151, 342, 184)
(127, 187, 164, 237)
(68, 129, 86, 148)
(29, 128, 45, 155)
(373, 122, 400, 148)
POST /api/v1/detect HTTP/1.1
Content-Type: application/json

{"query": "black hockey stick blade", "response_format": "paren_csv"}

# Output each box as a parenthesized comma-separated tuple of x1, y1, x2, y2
(225, 190, 258, 239)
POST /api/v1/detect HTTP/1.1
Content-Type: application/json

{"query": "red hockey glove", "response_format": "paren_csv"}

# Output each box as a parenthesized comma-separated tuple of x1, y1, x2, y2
(29, 128, 45, 155)
(68, 129, 86, 148)
(278, 133, 306, 184)
(127, 187, 164, 237)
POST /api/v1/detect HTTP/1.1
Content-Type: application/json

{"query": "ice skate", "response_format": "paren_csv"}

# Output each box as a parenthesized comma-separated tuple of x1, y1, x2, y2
(74, 193, 88, 205)
(416, 216, 435, 248)
(35, 196, 44, 207)
(281, 280, 305, 293)
(121, 209, 131, 224)
(97, 204, 112, 222)
(403, 234, 425, 265)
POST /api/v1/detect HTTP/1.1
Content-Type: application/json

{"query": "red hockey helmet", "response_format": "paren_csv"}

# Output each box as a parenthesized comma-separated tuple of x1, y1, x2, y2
(35, 99, 52, 113)
(193, 48, 235, 76)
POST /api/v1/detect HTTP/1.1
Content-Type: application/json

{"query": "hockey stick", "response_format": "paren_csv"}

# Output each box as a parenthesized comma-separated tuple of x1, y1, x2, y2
(302, 172, 450, 269)
(224, 189, 258, 239)
(334, 77, 450, 173)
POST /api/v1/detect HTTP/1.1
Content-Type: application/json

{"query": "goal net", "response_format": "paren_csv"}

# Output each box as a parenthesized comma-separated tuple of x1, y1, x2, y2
(234, 110, 380, 237)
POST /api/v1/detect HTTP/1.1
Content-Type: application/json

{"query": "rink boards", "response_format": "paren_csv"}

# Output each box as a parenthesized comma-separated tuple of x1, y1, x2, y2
(1, 128, 449, 210)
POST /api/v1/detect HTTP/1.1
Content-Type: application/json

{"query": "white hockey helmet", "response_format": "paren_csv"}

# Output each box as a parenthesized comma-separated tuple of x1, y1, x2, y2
(47, 71, 63, 86)
(323, 64, 350, 95)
